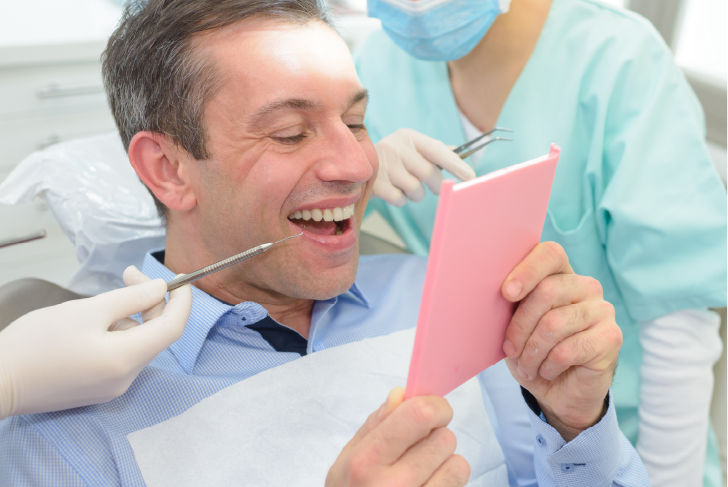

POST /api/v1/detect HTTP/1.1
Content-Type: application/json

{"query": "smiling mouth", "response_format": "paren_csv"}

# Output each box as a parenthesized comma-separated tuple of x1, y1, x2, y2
(288, 203, 354, 236)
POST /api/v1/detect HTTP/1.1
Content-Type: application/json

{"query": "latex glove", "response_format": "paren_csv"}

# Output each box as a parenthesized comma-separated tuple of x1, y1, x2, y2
(0, 266, 191, 419)
(374, 128, 476, 206)
(326, 387, 470, 486)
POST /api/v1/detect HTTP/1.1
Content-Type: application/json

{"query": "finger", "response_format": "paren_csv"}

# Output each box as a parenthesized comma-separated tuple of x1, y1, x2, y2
(501, 242, 574, 303)
(122, 265, 151, 286)
(373, 178, 408, 207)
(391, 427, 457, 485)
(123, 266, 166, 321)
(399, 148, 444, 196)
(388, 161, 426, 202)
(117, 284, 192, 362)
(538, 313, 621, 382)
(411, 132, 476, 182)
(514, 298, 609, 381)
(364, 396, 453, 464)
(347, 387, 406, 447)
(90, 278, 168, 326)
(424, 454, 471, 487)
(421, 171, 445, 196)
(109, 317, 140, 331)
(504, 273, 603, 360)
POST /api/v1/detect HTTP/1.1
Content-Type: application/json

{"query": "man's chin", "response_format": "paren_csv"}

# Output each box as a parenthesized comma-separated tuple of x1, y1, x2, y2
(293, 263, 358, 301)
(303, 276, 356, 301)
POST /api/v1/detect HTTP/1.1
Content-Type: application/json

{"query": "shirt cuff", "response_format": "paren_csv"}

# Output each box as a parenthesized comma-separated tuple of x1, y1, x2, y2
(521, 387, 624, 484)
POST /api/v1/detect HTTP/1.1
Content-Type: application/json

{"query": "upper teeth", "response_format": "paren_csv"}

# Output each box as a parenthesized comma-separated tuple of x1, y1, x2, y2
(289, 204, 355, 222)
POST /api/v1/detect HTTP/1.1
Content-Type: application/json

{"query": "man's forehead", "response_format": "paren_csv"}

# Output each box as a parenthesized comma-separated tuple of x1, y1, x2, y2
(196, 16, 345, 63)
(197, 18, 364, 119)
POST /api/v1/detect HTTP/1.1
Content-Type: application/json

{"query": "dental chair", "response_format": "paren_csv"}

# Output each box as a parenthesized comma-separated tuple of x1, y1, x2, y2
(0, 278, 85, 331)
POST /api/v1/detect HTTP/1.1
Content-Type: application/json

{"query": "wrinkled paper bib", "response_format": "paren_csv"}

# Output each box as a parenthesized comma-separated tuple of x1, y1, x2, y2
(128, 328, 508, 486)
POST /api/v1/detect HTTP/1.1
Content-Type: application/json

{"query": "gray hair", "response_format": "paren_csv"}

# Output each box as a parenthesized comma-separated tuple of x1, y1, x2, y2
(102, 0, 330, 213)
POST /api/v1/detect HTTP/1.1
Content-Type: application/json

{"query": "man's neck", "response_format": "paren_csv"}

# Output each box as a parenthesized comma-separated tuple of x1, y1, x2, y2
(201, 276, 315, 338)
(447, 0, 551, 131)
(163, 224, 315, 339)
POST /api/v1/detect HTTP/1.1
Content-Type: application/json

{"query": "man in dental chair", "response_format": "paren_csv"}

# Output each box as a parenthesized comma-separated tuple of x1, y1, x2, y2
(0, 0, 649, 485)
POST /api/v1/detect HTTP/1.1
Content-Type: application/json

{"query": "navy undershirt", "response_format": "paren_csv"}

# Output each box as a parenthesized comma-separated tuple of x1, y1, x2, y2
(247, 316, 308, 356)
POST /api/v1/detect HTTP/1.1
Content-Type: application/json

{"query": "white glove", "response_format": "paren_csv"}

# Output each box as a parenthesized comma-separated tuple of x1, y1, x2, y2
(373, 128, 476, 206)
(0, 266, 191, 419)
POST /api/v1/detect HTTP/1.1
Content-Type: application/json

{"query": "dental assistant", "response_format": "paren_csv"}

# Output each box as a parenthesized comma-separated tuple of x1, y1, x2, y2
(356, 0, 728, 485)
(0, 266, 191, 419)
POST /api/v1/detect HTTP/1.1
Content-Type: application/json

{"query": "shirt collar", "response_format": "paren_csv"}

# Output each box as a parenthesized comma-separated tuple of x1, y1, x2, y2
(141, 250, 370, 373)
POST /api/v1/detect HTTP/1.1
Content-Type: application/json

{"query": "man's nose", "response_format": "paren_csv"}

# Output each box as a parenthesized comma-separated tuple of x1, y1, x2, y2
(314, 123, 375, 183)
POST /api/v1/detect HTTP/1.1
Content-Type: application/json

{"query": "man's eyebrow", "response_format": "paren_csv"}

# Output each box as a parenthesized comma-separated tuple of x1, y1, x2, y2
(349, 89, 369, 109)
(248, 98, 318, 129)
(248, 89, 369, 129)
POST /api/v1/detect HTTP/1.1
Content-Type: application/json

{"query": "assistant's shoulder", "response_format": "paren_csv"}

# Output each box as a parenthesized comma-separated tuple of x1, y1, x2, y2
(548, 0, 671, 61)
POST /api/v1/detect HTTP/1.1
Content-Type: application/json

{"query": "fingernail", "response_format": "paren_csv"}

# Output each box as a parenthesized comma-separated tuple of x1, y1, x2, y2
(503, 340, 515, 357)
(377, 387, 404, 419)
(505, 279, 522, 300)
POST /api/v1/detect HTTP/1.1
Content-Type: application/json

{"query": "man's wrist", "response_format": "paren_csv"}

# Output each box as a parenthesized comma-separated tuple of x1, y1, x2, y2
(520, 387, 609, 441)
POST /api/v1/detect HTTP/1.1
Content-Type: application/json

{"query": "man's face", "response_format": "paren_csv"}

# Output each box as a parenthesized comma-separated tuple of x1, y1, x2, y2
(180, 18, 378, 303)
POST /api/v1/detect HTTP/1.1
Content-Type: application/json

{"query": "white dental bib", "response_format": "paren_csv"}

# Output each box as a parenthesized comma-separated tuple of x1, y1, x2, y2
(128, 328, 508, 486)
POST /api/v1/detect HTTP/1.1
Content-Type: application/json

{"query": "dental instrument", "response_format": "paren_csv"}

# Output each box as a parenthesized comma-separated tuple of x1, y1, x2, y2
(165, 231, 304, 291)
(453, 127, 512, 159)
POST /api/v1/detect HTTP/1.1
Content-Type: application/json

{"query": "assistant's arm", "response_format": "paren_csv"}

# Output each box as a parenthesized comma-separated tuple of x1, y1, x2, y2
(638, 309, 722, 486)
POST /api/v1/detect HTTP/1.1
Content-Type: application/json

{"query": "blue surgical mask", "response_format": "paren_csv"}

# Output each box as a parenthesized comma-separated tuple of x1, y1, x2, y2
(367, 0, 510, 61)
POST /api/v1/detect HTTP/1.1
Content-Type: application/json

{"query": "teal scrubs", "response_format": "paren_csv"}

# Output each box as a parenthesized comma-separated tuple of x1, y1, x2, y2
(355, 0, 727, 484)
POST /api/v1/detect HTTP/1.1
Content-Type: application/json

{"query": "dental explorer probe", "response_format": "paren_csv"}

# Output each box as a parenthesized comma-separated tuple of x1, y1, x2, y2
(165, 231, 304, 291)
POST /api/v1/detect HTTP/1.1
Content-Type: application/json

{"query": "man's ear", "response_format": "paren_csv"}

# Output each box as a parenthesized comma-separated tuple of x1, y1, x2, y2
(128, 131, 197, 211)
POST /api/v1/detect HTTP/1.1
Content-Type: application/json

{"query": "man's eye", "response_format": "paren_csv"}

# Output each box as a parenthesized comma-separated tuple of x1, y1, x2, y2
(347, 124, 366, 132)
(272, 133, 307, 145)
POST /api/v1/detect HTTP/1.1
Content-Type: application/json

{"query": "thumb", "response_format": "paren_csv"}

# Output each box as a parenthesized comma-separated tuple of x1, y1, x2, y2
(90, 279, 168, 325)
(349, 387, 406, 445)
(377, 386, 406, 421)
(116, 284, 192, 362)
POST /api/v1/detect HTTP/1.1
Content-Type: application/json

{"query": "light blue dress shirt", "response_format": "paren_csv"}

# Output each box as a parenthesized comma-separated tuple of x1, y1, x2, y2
(0, 252, 648, 485)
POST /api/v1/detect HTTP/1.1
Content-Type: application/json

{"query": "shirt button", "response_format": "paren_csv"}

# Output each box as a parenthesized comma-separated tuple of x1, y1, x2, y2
(560, 463, 585, 473)
(536, 434, 546, 447)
